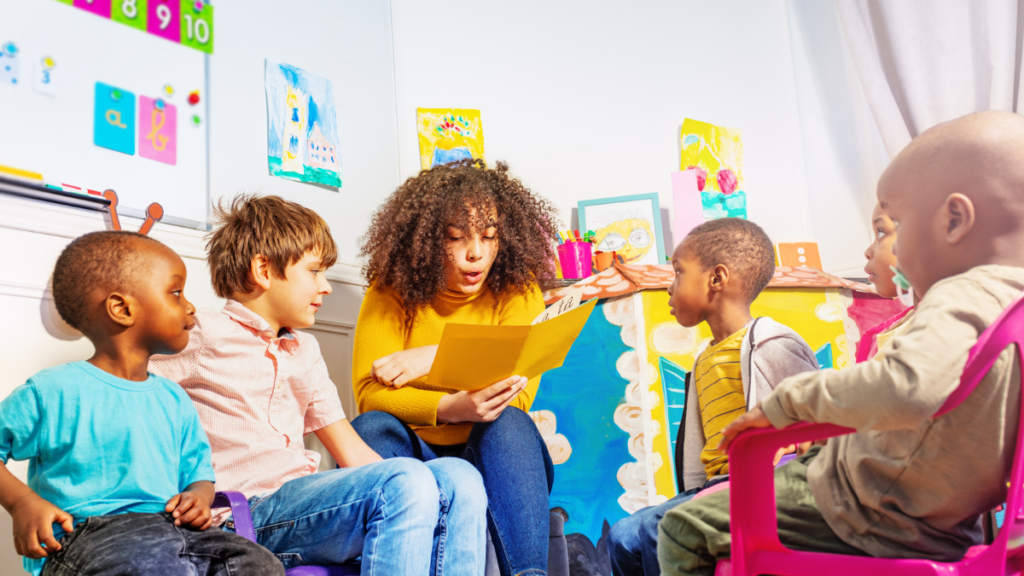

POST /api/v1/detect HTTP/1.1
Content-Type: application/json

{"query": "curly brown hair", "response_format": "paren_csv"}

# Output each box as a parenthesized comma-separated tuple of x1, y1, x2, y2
(360, 159, 559, 323)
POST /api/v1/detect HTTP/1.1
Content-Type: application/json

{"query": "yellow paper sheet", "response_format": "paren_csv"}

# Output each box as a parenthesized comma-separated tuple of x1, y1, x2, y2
(428, 298, 598, 391)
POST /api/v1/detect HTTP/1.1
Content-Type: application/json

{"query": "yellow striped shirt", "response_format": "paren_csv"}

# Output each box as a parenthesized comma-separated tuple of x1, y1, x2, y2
(694, 327, 748, 479)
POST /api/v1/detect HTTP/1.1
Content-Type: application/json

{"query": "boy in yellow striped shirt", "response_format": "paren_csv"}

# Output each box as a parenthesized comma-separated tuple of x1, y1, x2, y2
(608, 218, 818, 576)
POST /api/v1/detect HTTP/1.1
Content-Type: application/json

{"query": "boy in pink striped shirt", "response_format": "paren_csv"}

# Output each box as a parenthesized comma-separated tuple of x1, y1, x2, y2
(150, 195, 487, 575)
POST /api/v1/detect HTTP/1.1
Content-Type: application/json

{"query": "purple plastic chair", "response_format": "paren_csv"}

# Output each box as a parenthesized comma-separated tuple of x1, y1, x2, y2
(213, 491, 359, 576)
(713, 291, 1024, 576)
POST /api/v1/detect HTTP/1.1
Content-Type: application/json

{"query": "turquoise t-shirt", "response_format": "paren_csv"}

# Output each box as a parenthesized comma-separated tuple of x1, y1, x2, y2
(0, 361, 215, 574)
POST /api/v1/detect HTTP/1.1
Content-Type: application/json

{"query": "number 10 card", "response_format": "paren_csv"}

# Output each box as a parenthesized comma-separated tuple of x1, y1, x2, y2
(60, 0, 214, 54)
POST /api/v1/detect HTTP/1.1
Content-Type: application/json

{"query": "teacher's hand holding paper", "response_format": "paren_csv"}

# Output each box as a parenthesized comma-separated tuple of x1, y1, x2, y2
(371, 345, 439, 388)
(436, 376, 528, 423)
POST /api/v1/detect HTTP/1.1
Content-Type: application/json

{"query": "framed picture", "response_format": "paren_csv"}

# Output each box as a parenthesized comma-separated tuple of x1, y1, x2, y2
(578, 193, 665, 266)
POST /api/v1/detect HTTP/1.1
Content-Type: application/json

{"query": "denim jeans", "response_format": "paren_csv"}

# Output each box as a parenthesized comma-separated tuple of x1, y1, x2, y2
(607, 476, 729, 576)
(40, 512, 282, 576)
(352, 408, 555, 576)
(243, 456, 487, 575)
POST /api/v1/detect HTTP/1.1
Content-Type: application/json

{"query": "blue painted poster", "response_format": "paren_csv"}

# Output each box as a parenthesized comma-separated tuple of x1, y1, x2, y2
(265, 59, 342, 188)
(531, 300, 633, 547)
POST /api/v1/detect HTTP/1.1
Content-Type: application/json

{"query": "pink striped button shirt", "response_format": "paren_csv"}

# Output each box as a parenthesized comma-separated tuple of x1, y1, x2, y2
(149, 300, 346, 499)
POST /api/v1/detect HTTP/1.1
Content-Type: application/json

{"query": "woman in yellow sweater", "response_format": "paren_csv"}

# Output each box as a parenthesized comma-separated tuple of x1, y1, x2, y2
(351, 159, 561, 576)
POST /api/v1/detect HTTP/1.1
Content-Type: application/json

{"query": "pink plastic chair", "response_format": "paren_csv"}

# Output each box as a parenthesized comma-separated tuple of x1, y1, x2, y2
(713, 291, 1024, 576)
(213, 491, 359, 576)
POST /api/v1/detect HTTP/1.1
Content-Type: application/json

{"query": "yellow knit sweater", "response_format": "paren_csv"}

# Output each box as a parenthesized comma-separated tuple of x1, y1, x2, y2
(352, 283, 545, 445)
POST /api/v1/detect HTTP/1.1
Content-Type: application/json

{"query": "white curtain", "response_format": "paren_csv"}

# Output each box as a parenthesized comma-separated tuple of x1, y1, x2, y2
(836, 0, 1024, 157)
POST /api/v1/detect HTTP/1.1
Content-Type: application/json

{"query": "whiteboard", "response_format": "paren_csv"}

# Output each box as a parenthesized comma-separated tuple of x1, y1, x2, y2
(0, 0, 209, 225)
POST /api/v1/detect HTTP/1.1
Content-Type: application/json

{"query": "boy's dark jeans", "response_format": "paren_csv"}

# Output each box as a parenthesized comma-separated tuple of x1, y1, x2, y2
(40, 512, 283, 576)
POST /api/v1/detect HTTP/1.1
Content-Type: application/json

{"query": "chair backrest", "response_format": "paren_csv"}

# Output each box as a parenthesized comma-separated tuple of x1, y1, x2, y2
(936, 293, 1024, 416)
(945, 291, 1024, 557)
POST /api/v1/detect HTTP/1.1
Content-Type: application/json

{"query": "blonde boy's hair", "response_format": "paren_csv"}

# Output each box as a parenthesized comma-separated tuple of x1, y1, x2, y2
(207, 194, 338, 298)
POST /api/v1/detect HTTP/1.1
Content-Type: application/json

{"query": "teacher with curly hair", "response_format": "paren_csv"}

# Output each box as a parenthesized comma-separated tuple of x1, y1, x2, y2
(351, 159, 560, 576)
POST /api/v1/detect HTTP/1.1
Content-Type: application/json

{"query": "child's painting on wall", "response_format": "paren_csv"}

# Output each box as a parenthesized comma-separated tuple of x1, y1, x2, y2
(417, 108, 485, 169)
(679, 118, 746, 220)
(265, 59, 342, 188)
(579, 193, 666, 266)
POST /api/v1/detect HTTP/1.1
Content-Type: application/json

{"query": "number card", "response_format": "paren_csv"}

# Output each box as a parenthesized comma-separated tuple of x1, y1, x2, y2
(73, 0, 111, 18)
(111, 0, 147, 32)
(147, 0, 180, 43)
(180, 0, 213, 54)
(138, 96, 177, 165)
(33, 59, 57, 96)
(55, 0, 213, 53)
(94, 82, 136, 156)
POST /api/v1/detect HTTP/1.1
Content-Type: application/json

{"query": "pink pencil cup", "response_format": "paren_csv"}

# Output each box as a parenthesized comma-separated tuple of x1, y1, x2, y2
(557, 242, 593, 279)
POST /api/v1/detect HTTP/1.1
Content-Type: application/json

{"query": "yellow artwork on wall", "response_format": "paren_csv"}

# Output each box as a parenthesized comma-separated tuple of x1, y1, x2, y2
(417, 108, 485, 170)
(679, 118, 744, 194)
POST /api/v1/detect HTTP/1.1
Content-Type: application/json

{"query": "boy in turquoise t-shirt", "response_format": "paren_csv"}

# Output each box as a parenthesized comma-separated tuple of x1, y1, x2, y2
(0, 231, 281, 576)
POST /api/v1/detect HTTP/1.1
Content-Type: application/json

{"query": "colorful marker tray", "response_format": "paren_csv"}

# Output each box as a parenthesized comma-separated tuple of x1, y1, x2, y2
(55, 0, 214, 54)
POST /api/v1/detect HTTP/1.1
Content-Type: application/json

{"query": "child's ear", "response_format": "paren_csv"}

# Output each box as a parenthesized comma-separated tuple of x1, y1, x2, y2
(709, 264, 729, 293)
(105, 293, 135, 327)
(249, 254, 273, 291)
(943, 193, 975, 244)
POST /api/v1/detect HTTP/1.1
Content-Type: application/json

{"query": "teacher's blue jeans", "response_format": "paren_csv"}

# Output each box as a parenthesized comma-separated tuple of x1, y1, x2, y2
(352, 408, 555, 576)
(242, 457, 487, 576)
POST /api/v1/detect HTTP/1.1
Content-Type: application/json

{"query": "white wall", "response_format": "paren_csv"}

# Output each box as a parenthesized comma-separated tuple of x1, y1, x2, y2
(391, 0, 814, 261)
(207, 0, 400, 274)
(390, 0, 886, 275)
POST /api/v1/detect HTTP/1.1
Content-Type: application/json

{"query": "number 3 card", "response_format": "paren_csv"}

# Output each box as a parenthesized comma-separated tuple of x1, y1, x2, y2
(33, 58, 57, 97)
